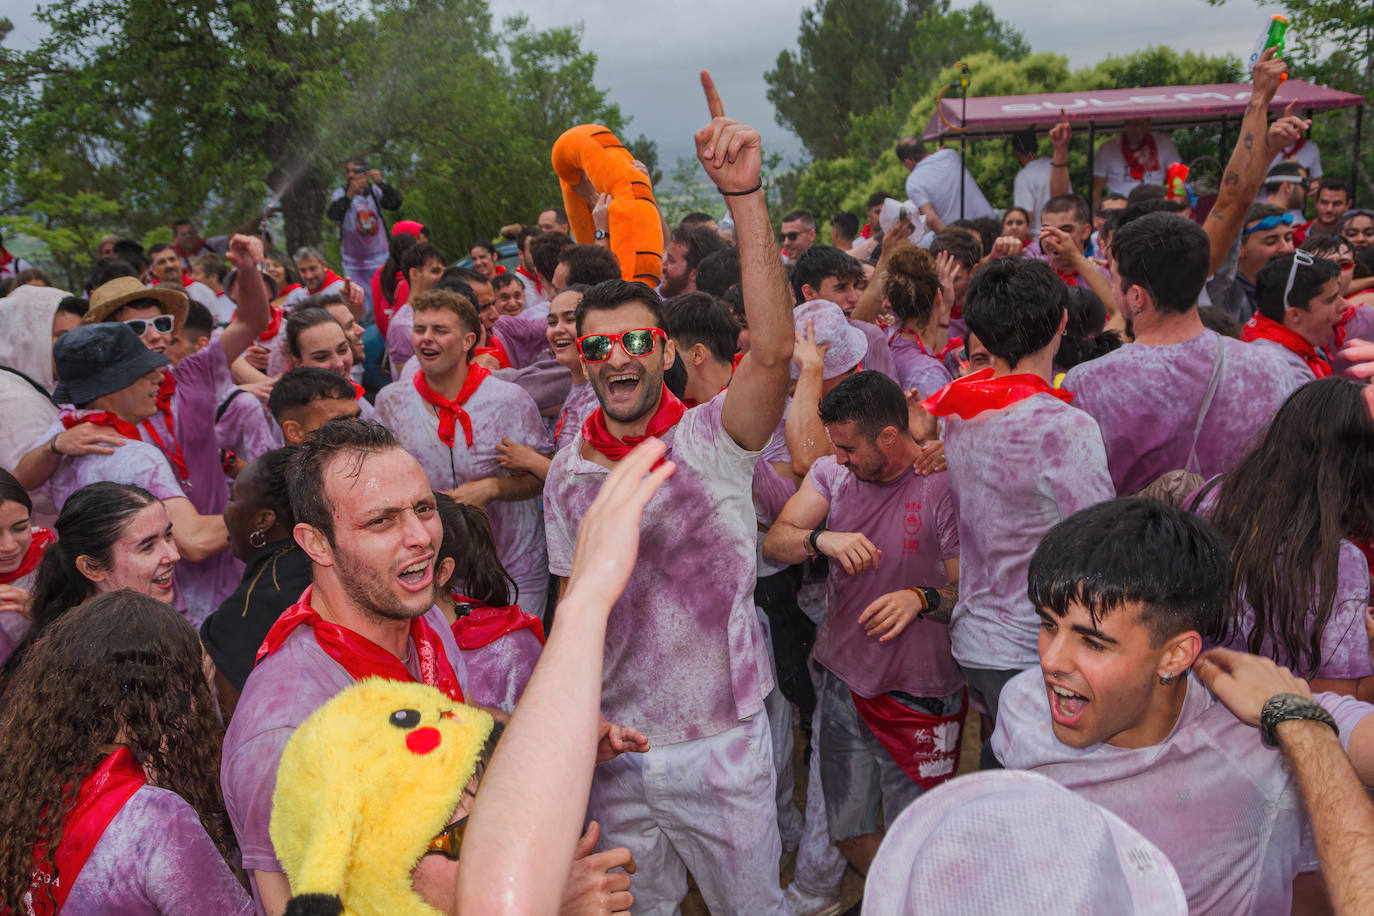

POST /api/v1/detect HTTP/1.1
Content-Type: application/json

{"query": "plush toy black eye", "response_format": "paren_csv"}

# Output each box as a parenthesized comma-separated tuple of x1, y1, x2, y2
(389, 709, 421, 729)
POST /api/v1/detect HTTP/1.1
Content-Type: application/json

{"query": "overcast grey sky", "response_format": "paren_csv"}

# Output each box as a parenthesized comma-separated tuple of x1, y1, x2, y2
(3, 0, 1276, 166)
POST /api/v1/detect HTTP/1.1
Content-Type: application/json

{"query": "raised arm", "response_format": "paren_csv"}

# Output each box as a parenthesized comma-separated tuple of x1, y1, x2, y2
(161, 496, 229, 563)
(456, 439, 674, 915)
(785, 320, 834, 477)
(1049, 111, 1071, 198)
(1203, 49, 1305, 274)
(217, 234, 270, 364)
(851, 221, 915, 324)
(695, 72, 793, 451)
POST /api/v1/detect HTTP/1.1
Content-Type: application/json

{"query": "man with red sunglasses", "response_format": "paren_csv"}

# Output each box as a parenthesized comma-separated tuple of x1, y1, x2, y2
(542, 72, 796, 913)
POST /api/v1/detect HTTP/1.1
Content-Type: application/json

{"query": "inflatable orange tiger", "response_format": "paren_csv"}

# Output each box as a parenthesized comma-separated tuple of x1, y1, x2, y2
(551, 124, 664, 287)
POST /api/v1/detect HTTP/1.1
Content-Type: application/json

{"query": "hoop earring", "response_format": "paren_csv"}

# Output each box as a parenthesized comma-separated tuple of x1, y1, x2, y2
(1158, 672, 1176, 686)
(249, 529, 268, 549)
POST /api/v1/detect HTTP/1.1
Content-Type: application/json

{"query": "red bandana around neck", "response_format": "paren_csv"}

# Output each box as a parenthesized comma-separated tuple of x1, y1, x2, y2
(515, 265, 543, 294)
(1240, 313, 1332, 378)
(307, 269, 344, 295)
(252, 305, 283, 342)
(256, 586, 464, 702)
(473, 335, 511, 369)
(278, 282, 303, 299)
(29, 747, 146, 915)
(1332, 304, 1357, 350)
(413, 364, 490, 449)
(1053, 267, 1083, 288)
(0, 527, 54, 585)
(897, 329, 962, 361)
(1120, 133, 1160, 181)
(921, 367, 1073, 420)
(449, 594, 546, 649)
(582, 384, 686, 462)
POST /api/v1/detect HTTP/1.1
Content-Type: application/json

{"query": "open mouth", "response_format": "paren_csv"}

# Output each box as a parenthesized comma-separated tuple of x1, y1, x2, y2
(604, 372, 641, 402)
(151, 569, 175, 592)
(549, 336, 574, 352)
(397, 556, 433, 591)
(1047, 682, 1089, 726)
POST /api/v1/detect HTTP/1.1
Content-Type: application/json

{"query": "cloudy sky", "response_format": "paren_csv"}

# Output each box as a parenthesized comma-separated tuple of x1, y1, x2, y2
(3, 0, 1275, 166)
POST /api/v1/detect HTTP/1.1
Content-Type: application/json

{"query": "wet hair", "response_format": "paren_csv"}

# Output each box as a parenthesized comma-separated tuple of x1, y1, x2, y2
(576, 279, 666, 335)
(1207, 379, 1374, 675)
(928, 229, 981, 272)
(664, 292, 739, 364)
(268, 366, 359, 423)
(0, 469, 31, 512)
(1111, 212, 1209, 314)
(182, 301, 215, 339)
(883, 246, 940, 326)
(1042, 194, 1091, 226)
(529, 231, 574, 282)
(401, 242, 446, 278)
(1197, 306, 1241, 339)
(245, 446, 298, 531)
(1028, 498, 1230, 646)
(288, 419, 400, 546)
(285, 307, 345, 361)
(669, 225, 729, 273)
(1300, 233, 1352, 260)
(694, 248, 740, 297)
(963, 257, 1066, 368)
(2, 483, 159, 691)
(1255, 253, 1340, 319)
(435, 493, 516, 608)
(381, 233, 417, 303)
(411, 288, 480, 355)
(1244, 202, 1288, 232)
(818, 370, 909, 439)
(0, 590, 236, 910)
(1055, 286, 1122, 372)
(558, 244, 621, 287)
(791, 245, 864, 304)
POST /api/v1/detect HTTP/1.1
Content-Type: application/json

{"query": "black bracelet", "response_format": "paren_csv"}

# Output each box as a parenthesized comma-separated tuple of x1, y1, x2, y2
(805, 518, 828, 558)
(721, 182, 762, 197)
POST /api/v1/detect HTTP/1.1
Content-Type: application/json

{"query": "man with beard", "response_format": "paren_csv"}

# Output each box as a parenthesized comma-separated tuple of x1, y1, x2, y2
(542, 73, 795, 913)
(661, 224, 728, 298)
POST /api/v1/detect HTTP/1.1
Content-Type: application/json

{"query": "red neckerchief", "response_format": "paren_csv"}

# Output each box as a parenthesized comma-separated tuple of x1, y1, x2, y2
(450, 594, 546, 649)
(413, 364, 490, 448)
(0, 527, 54, 585)
(493, 265, 506, 275)
(515, 265, 542, 294)
(1241, 313, 1332, 378)
(1281, 137, 1307, 159)
(0, 248, 12, 270)
(1333, 304, 1357, 350)
(28, 747, 146, 915)
(921, 367, 1073, 420)
(306, 269, 344, 295)
(1020, 237, 1035, 249)
(351, 380, 366, 401)
(1053, 266, 1082, 287)
(255, 585, 464, 702)
(278, 282, 303, 298)
(860, 223, 874, 239)
(149, 374, 189, 480)
(473, 335, 511, 369)
(898, 329, 962, 361)
(1121, 133, 1160, 181)
(950, 304, 963, 320)
(61, 410, 141, 440)
(256, 305, 283, 342)
(582, 384, 686, 462)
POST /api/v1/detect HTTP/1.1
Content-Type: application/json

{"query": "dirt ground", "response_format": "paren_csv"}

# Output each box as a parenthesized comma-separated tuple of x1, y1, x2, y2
(679, 710, 986, 914)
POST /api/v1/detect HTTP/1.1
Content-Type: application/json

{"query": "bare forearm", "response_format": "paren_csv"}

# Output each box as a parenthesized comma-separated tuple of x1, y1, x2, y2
(1279, 720, 1374, 914)
(763, 520, 813, 566)
(922, 580, 959, 624)
(176, 515, 229, 562)
(919, 204, 944, 235)
(1049, 162, 1070, 198)
(13, 441, 58, 490)
(851, 254, 891, 323)
(219, 264, 270, 363)
(456, 591, 608, 914)
(1072, 259, 1120, 326)
(491, 474, 544, 502)
(786, 373, 831, 476)
(1205, 98, 1271, 274)
(732, 189, 792, 369)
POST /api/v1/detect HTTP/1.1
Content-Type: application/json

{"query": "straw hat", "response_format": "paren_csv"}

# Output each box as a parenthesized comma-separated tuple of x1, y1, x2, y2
(84, 276, 188, 335)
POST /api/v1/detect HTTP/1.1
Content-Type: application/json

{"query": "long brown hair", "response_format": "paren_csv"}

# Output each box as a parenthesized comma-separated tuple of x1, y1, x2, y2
(1208, 379, 1374, 676)
(0, 591, 237, 909)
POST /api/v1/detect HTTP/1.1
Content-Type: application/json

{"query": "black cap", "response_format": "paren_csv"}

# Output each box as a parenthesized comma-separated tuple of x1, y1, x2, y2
(52, 323, 171, 406)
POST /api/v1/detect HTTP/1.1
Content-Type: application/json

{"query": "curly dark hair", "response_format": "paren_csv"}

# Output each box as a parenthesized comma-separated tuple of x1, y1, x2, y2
(883, 246, 940, 327)
(0, 590, 238, 909)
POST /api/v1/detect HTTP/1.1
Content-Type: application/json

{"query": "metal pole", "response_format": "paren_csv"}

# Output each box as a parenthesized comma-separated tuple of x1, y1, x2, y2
(1218, 115, 1228, 164)
(959, 67, 968, 220)
(1354, 105, 1365, 206)
(1086, 121, 1097, 200)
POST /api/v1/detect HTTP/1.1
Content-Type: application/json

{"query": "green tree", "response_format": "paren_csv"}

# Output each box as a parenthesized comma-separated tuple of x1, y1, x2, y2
(765, 0, 1028, 160)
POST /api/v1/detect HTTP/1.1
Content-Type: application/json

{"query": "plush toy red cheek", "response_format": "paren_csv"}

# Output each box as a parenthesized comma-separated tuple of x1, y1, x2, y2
(406, 727, 442, 755)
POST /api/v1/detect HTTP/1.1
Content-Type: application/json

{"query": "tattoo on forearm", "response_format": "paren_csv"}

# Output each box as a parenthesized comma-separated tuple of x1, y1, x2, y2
(922, 581, 959, 624)
(1243, 132, 1254, 152)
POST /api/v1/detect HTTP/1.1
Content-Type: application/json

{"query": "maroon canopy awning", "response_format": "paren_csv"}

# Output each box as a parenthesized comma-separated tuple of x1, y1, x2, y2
(920, 79, 1364, 140)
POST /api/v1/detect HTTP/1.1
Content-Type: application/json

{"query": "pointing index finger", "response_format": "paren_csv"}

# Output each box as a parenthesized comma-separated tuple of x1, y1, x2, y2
(701, 70, 726, 119)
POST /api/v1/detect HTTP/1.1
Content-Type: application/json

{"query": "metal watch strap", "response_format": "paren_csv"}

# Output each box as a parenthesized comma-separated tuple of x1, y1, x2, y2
(1259, 693, 1339, 748)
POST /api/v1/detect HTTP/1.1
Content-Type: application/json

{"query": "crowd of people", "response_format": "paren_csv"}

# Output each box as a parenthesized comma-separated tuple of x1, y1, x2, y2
(2, 54, 1374, 915)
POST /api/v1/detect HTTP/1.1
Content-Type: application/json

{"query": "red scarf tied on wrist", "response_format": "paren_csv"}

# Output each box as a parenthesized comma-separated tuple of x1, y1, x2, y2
(921, 367, 1073, 420)
(414, 365, 490, 449)
(0, 527, 54, 585)
(256, 586, 464, 702)
(1121, 133, 1160, 181)
(28, 747, 146, 915)
(582, 384, 686, 461)
(450, 595, 546, 649)
(1240, 313, 1332, 379)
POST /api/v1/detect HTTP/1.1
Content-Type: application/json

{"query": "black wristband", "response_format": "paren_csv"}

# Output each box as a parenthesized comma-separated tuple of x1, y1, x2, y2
(721, 182, 762, 197)
(1260, 693, 1338, 748)
(805, 518, 828, 557)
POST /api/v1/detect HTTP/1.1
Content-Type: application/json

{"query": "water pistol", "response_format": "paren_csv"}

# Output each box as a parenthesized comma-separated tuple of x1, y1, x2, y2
(1165, 163, 1196, 211)
(1248, 14, 1289, 82)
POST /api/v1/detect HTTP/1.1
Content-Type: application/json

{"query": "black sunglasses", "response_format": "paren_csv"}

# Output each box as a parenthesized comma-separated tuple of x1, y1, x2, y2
(779, 231, 801, 242)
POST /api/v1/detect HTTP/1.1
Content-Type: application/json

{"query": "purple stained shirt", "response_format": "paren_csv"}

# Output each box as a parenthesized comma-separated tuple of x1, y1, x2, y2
(221, 604, 466, 902)
(493, 356, 573, 415)
(852, 319, 897, 380)
(544, 396, 774, 745)
(556, 381, 601, 453)
(1332, 304, 1374, 380)
(887, 334, 954, 399)
(808, 457, 962, 699)
(386, 303, 415, 370)
(492, 313, 551, 370)
(1062, 329, 1301, 495)
(1249, 337, 1318, 389)
(375, 374, 551, 619)
(944, 394, 1114, 671)
(458, 627, 543, 714)
(993, 669, 1374, 916)
(62, 785, 253, 915)
(215, 389, 283, 465)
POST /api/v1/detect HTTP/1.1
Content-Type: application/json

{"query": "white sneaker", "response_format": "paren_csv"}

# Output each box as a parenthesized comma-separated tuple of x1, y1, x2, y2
(784, 883, 845, 916)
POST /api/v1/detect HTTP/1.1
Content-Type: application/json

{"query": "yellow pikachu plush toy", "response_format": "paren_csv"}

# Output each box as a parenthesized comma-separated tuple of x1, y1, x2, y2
(270, 678, 494, 916)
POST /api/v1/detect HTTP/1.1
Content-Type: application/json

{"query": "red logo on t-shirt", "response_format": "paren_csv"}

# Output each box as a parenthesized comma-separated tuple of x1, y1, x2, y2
(902, 501, 923, 555)
(356, 206, 380, 237)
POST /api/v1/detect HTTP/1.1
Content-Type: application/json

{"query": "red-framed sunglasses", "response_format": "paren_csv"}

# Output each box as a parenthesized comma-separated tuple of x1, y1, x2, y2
(575, 328, 667, 362)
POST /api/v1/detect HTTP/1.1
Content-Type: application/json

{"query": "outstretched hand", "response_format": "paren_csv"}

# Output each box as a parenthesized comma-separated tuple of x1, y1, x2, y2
(1050, 109, 1071, 154)
(1267, 100, 1311, 158)
(694, 71, 763, 194)
(1252, 46, 1288, 105)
